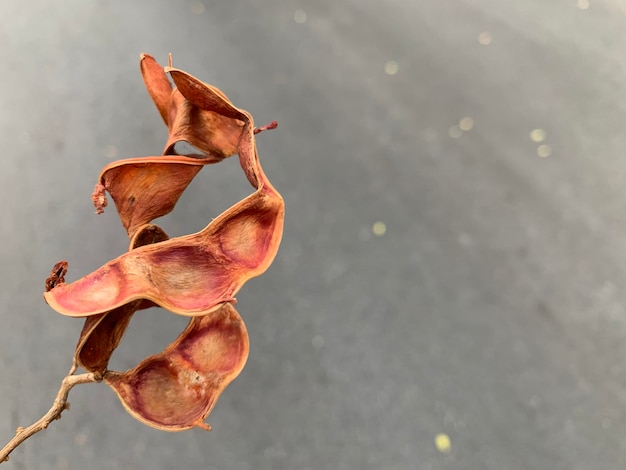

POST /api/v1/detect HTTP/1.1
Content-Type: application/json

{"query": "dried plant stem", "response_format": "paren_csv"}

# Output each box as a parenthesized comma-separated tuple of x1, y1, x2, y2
(0, 372, 101, 464)
(253, 120, 278, 134)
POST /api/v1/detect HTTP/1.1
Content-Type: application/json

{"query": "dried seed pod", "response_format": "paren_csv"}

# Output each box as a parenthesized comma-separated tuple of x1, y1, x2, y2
(93, 156, 215, 237)
(73, 224, 169, 374)
(44, 186, 283, 317)
(140, 54, 244, 158)
(43, 56, 284, 437)
(95, 56, 281, 239)
(45, 57, 284, 319)
(128, 223, 171, 250)
(104, 302, 248, 431)
(75, 303, 140, 374)
(165, 66, 261, 189)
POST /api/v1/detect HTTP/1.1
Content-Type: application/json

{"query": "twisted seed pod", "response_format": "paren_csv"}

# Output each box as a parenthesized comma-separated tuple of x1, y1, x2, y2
(140, 54, 244, 158)
(44, 186, 282, 317)
(93, 157, 208, 237)
(104, 302, 248, 431)
(44, 54, 282, 431)
(44, 59, 284, 318)
(73, 224, 169, 374)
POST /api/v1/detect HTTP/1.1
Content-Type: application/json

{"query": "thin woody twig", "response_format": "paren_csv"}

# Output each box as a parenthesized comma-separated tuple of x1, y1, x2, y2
(0, 372, 101, 464)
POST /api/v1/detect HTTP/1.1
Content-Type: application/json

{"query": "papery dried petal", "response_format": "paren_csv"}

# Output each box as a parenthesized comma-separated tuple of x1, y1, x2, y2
(44, 187, 283, 317)
(104, 302, 248, 431)
(73, 224, 169, 373)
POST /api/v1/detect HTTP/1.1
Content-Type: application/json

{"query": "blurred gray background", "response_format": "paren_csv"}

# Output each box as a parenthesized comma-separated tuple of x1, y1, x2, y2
(1, 1, 626, 469)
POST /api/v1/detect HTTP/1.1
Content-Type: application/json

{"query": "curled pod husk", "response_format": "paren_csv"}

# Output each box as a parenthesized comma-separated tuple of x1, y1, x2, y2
(104, 302, 248, 431)
(165, 66, 262, 189)
(140, 53, 244, 158)
(44, 186, 283, 317)
(45, 58, 284, 319)
(92, 156, 218, 238)
(94, 55, 256, 238)
(73, 224, 169, 374)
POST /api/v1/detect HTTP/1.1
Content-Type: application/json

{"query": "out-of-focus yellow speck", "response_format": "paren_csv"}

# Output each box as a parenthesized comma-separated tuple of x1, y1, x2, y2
(74, 433, 87, 446)
(294, 9, 307, 24)
(459, 117, 474, 131)
(478, 31, 492, 46)
(537, 144, 552, 158)
(103, 144, 118, 159)
(448, 125, 463, 139)
(530, 129, 546, 143)
(435, 433, 451, 453)
(372, 221, 387, 236)
(385, 60, 399, 75)
(191, 1, 205, 15)
(578, 0, 590, 10)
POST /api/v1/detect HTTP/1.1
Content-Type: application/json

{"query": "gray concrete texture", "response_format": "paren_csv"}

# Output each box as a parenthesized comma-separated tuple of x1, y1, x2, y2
(1, 0, 625, 468)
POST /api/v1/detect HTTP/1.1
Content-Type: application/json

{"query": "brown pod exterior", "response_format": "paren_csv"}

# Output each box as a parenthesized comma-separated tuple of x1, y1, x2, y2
(45, 59, 284, 319)
(140, 54, 244, 158)
(73, 224, 170, 374)
(93, 157, 209, 238)
(104, 302, 248, 431)
(44, 54, 284, 432)
(44, 186, 283, 317)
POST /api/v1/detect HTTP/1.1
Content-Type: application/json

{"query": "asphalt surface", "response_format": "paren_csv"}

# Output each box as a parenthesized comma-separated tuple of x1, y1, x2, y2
(1, 1, 625, 469)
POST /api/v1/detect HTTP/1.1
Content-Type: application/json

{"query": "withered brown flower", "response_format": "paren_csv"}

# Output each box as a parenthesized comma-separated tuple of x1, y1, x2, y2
(44, 54, 284, 431)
